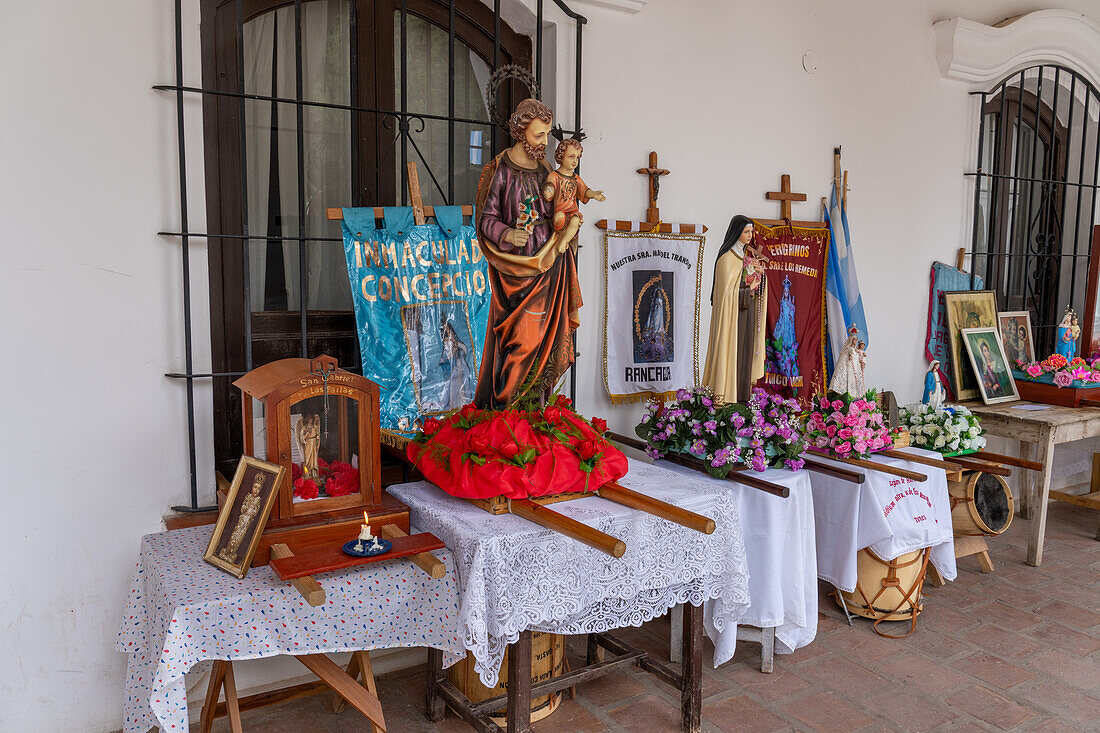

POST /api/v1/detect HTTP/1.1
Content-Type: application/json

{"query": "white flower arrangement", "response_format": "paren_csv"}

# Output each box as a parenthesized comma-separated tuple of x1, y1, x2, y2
(899, 403, 986, 454)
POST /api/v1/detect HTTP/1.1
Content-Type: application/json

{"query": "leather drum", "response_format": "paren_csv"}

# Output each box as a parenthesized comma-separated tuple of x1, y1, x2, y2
(948, 470, 1014, 536)
(835, 548, 930, 638)
(447, 631, 565, 724)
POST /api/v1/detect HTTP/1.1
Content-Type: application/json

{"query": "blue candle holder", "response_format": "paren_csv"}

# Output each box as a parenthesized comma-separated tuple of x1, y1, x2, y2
(342, 538, 392, 557)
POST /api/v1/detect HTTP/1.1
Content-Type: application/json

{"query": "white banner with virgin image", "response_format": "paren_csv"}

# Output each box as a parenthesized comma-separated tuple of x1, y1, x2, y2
(603, 230, 704, 403)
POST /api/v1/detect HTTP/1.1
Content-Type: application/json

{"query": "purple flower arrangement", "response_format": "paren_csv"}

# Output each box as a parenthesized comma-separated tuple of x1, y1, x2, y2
(805, 390, 891, 459)
(635, 386, 806, 477)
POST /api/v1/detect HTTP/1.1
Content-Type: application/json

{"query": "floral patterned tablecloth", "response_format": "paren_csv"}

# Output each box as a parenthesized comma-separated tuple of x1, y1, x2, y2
(115, 526, 464, 733)
(388, 457, 751, 687)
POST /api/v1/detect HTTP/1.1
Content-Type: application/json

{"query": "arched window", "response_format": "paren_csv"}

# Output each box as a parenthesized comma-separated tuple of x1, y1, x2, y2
(200, 0, 532, 472)
(971, 65, 1100, 354)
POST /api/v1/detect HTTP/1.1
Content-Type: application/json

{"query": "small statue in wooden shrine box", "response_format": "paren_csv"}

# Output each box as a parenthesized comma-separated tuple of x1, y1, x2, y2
(233, 355, 410, 563)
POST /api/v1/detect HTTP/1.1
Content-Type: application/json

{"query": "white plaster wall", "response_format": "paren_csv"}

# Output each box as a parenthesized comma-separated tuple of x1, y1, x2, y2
(3, 1, 1100, 731)
(570, 0, 1100, 435)
(0, 2, 213, 731)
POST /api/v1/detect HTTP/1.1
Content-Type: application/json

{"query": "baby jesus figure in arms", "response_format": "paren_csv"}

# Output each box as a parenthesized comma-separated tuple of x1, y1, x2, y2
(543, 138, 605, 253)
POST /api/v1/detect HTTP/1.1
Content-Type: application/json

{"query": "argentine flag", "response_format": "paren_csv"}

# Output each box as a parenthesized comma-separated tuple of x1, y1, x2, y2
(824, 181, 869, 376)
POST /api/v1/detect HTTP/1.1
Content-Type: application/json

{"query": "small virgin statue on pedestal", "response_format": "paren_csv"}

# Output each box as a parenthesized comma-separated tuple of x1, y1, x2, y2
(702, 215, 768, 403)
(1056, 307, 1081, 360)
(829, 325, 867, 397)
(296, 414, 322, 480)
(923, 359, 945, 410)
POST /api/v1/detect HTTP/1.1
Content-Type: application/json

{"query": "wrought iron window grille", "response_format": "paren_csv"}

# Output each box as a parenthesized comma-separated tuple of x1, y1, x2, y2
(158, 0, 587, 511)
(966, 64, 1100, 357)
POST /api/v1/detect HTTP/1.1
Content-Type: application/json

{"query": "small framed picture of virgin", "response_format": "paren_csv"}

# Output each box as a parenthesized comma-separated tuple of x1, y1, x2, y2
(204, 456, 285, 578)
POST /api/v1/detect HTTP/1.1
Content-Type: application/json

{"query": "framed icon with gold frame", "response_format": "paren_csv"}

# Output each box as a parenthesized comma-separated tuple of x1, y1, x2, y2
(944, 290, 999, 401)
(204, 456, 285, 578)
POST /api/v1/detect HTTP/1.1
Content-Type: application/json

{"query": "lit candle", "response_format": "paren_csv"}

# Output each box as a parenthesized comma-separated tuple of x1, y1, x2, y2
(358, 511, 373, 542)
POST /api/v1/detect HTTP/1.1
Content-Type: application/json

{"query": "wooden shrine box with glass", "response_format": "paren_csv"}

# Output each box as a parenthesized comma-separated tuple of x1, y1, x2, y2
(232, 354, 410, 565)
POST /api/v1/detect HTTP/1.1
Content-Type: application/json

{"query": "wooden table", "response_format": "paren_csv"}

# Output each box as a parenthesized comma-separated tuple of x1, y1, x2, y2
(969, 402, 1100, 566)
(390, 463, 749, 733)
(427, 606, 705, 733)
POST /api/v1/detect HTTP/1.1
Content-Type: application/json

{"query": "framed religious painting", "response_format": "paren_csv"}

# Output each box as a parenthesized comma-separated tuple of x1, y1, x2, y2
(204, 456, 285, 578)
(944, 290, 999, 401)
(961, 327, 1019, 405)
(997, 311, 1035, 368)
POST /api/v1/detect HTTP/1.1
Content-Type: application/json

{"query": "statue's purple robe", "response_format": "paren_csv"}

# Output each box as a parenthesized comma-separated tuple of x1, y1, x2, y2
(473, 150, 582, 408)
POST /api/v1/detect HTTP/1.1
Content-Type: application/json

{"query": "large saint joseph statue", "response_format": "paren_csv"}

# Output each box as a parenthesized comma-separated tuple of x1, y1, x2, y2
(702, 215, 767, 403)
(473, 99, 583, 408)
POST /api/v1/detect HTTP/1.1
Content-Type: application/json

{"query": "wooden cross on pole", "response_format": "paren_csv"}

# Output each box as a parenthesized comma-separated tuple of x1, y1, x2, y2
(637, 151, 670, 224)
(757, 173, 826, 228)
(766, 174, 807, 221)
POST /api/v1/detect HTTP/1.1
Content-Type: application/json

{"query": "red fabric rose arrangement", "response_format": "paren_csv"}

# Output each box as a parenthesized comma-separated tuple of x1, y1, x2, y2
(406, 395, 626, 500)
(805, 390, 891, 459)
(292, 458, 359, 500)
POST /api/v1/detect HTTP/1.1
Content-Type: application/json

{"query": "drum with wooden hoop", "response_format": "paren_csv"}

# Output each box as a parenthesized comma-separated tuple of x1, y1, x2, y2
(948, 471, 1014, 536)
(446, 631, 566, 724)
(835, 547, 930, 638)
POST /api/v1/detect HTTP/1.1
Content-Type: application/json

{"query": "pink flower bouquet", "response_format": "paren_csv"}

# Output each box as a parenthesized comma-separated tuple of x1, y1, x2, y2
(805, 389, 891, 459)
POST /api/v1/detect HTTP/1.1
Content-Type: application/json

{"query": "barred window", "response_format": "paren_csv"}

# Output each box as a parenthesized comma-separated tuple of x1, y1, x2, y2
(969, 64, 1100, 355)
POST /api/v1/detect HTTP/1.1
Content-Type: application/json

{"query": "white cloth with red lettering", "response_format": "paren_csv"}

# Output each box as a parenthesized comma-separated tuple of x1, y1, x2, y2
(807, 447, 956, 592)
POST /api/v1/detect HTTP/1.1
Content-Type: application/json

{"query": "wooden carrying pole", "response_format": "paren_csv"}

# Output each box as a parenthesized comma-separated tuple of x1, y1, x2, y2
(809, 450, 928, 482)
(947, 456, 1013, 477)
(879, 449, 963, 473)
(600, 481, 715, 534)
(380, 524, 446, 578)
(270, 544, 325, 606)
(326, 162, 473, 223)
(800, 456, 864, 484)
(510, 499, 627, 558)
(968, 450, 1043, 471)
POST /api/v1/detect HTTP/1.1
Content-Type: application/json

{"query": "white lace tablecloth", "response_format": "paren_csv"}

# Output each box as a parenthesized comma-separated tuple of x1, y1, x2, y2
(807, 447, 957, 592)
(639, 461, 817, 658)
(115, 526, 465, 733)
(388, 458, 750, 686)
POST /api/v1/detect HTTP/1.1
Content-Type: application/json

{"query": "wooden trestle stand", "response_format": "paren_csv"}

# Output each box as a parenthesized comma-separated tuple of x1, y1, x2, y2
(927, 450, 1043, 585)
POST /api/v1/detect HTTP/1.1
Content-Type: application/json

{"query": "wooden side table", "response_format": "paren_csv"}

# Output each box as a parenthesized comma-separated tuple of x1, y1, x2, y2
(969, 402, 1100, 565)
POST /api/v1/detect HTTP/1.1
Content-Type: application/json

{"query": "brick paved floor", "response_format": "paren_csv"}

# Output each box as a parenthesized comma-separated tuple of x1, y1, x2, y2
(196, 502, 1100, 732)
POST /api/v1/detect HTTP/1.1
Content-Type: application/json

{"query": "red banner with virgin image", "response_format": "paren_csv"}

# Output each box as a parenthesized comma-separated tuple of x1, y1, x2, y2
(753, 222, 830, 404)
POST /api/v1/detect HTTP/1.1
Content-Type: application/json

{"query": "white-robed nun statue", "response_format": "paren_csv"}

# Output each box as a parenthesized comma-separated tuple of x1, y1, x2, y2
(922, 359, 945, 410)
